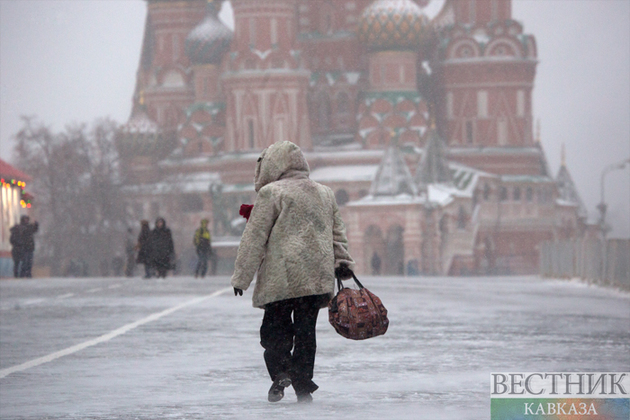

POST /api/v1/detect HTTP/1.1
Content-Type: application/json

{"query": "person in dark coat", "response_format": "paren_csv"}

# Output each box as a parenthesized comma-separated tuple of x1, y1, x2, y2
(136, 220, 153, 278)
(150, 217, 175, 278)
(9, 215, 39, 278)
(193, 219, 212, 278)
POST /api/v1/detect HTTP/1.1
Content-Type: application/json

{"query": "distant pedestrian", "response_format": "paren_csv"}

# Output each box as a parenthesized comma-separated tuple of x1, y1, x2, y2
(9, 215, 38, 278)
(193, 219, 212, 278)
(371, 251, 381, 275)
(124, 228, 136, 277)
(231, 141, 355, 403)
(150, 217, 175, 278)
(136, 220, 153, 278)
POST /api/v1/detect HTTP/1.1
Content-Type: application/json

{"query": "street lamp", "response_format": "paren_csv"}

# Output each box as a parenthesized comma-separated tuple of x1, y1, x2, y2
(597, 157, 630, 281)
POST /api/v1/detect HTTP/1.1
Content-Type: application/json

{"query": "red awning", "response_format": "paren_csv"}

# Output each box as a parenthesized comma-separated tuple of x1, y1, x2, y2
(0, 158, 31, 182)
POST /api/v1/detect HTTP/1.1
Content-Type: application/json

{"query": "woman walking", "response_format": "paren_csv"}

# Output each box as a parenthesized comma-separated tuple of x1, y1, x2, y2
(231, 141, 354, 403)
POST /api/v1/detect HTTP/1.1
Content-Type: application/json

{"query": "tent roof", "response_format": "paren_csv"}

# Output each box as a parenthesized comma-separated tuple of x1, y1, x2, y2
(0, 159, 31, 182)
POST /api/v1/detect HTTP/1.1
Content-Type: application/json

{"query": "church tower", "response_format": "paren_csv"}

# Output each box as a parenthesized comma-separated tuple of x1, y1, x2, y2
(179, 0, 233, 156)
(133, 0, 207, 138)
(222, 0, 312, 152)
(355, 0, 432, 148)
(433, 0, 537, 151)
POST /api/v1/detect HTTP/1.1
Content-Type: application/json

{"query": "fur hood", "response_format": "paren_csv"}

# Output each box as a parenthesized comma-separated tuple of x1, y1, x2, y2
(254, 141, 310, 192)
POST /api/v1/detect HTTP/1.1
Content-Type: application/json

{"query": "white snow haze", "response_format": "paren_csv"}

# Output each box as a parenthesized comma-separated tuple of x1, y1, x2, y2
(0, 0, 628, 235)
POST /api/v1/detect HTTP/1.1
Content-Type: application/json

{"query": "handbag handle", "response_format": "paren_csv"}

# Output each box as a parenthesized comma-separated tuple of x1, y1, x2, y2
(336, 272, 364, 291)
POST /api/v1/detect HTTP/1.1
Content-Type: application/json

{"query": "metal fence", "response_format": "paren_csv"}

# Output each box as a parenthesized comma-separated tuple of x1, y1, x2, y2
(540, 239, 630, 290)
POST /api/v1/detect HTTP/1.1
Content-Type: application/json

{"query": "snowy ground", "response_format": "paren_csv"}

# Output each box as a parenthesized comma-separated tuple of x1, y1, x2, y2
(0, 275, 628, 420)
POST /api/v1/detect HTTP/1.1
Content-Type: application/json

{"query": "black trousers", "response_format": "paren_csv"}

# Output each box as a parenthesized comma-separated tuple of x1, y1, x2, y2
(12, 250, 33, 278)
(260, 294, 328, 395)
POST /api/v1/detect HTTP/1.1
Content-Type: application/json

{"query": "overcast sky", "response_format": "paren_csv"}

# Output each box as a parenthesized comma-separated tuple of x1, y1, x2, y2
(0, 0, 628, 236)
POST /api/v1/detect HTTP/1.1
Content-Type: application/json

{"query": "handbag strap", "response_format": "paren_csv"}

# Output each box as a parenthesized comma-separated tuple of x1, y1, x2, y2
(351, 273, 365, 289)
(335, 272, 364, 291)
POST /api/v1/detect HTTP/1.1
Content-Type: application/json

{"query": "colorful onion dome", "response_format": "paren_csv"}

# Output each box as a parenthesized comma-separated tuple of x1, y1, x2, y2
(185, 1, 233, 65)
(359, 0, 431, 51)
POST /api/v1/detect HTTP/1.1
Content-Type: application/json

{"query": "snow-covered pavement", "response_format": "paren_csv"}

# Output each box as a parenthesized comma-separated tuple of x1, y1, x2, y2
(0, 275, 628, 419)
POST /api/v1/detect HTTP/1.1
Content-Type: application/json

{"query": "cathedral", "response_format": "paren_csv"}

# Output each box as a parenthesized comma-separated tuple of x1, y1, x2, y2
(118, 0, 586, 275)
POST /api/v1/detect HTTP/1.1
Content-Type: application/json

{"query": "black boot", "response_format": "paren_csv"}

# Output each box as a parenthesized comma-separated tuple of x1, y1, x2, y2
(268, 373, 292, 402)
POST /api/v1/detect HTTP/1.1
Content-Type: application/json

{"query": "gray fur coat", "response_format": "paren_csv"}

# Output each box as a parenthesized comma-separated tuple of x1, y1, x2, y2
(231, 141, 355, 308)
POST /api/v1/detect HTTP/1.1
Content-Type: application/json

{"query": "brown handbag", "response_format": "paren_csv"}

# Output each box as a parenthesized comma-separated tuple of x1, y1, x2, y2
(328, 274, 389, 340)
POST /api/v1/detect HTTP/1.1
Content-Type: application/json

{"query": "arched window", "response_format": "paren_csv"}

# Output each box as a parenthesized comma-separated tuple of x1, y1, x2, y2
(317, 92, 331, 132)
(525, 187, 533, 202)
(247, 119, 255, 149)
(271, 18, 278, 45)
(497, 117, 508, 145)
(513, 186, 521, 201)
(466, 120, 474, 144)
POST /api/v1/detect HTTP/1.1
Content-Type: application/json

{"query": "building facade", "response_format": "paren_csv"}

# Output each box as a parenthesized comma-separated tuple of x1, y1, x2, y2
(118, 0, 586, 275)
